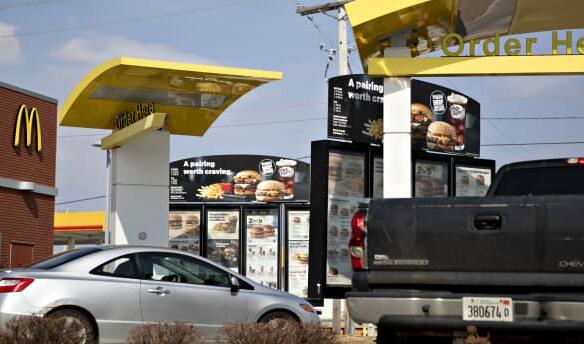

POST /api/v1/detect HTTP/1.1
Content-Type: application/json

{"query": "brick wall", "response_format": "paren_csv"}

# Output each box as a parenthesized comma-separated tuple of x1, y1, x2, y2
(0, 84, 56, 267)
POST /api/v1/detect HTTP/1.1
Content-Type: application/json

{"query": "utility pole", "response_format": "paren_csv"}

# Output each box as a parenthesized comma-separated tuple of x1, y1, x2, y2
(296, 0, 352, 336)
(296, 0, 352, 76)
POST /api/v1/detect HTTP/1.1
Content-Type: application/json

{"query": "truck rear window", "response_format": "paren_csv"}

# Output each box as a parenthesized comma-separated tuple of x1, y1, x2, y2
(493, 166, 584, 196)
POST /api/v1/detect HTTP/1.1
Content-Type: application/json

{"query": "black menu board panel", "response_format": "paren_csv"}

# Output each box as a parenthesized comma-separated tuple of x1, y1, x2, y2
(328, 75, 383, 145)
(170, 155, 310, 203)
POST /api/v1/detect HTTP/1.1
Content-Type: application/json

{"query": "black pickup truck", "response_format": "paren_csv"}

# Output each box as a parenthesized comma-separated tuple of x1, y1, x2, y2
(346, 158, 584, 343)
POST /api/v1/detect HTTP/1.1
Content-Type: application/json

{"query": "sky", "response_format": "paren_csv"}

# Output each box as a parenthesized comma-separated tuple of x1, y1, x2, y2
(1, 0, 583, 212)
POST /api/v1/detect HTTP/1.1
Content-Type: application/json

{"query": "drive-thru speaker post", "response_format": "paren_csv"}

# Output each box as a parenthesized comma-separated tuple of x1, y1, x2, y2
(59, 57, 282, 246)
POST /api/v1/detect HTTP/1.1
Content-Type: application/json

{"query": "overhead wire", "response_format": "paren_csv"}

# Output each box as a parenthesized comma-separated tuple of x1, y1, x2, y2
(0, 0, 270, 40)
(0, 0, 72, 10)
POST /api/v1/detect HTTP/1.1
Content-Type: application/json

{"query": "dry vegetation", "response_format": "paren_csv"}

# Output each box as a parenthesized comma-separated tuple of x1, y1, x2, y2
(0, 315, 85, 344)
(221, 321, 340, 344)
(126, 322, 204, 344)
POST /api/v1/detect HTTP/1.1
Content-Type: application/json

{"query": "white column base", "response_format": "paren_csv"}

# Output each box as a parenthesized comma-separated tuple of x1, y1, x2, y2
(107, 129, 170, 246)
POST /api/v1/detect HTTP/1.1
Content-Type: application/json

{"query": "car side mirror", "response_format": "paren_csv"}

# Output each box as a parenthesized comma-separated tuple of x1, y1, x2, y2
(230, 276, 240, 292)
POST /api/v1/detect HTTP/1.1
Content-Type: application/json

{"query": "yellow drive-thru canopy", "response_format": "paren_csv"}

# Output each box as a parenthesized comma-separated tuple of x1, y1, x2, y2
(59, 57, 282, 136)
(345, 0, 584, 67)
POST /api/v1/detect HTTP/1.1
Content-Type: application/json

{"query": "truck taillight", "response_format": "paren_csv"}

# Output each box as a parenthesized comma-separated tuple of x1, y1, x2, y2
(566, 158, 584, 165)
(0, 278, 34, 293)
(350, 210, 367, 270)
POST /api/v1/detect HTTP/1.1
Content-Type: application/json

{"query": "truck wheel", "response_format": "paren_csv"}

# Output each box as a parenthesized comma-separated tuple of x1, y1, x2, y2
(376, 325, 398, 344)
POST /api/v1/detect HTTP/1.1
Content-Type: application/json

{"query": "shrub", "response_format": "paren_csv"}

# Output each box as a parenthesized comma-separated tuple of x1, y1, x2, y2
(0, 315, 84, 344)
(221, 321, 339, 344)
(126, 322, 204, 344)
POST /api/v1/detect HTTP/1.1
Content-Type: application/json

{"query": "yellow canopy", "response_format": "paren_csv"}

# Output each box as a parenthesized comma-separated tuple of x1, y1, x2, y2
(345, 0, 584, 67)
(59, 57, 282, 136)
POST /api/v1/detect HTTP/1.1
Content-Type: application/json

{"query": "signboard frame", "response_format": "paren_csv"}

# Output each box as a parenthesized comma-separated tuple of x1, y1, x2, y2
(309, 140, 495, 301)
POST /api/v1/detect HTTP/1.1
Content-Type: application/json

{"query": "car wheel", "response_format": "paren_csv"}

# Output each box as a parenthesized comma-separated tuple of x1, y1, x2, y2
(49, 309, 97, 344)
(259, 311, 297, 326)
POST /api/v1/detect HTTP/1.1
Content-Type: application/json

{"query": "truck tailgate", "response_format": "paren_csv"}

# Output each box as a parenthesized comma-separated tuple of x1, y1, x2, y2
(367, 195, 584, 274)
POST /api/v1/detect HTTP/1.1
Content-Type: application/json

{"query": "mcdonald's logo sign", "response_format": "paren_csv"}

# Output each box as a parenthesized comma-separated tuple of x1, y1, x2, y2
(13, 104, 42, 152)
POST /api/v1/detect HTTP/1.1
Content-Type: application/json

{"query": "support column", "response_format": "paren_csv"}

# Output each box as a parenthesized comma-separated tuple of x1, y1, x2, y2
(383, 36, 412, 199)
(67, 237, 76, 251)
(107, 129, 170, 246)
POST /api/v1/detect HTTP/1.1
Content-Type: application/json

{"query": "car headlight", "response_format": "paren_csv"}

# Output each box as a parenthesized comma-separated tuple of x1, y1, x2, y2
(299, 303, 315, 314)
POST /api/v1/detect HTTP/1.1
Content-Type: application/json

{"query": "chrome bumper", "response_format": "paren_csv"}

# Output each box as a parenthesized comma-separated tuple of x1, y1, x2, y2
(347, 292, 584, 325)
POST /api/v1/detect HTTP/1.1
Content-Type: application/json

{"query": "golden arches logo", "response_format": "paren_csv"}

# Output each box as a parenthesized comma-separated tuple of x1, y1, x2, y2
(14, 104, 42, 152)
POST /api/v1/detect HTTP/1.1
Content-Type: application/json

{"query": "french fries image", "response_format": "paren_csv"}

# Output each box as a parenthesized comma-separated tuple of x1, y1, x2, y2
(196, 184, 225, 200)
(362, 118, 383, 140)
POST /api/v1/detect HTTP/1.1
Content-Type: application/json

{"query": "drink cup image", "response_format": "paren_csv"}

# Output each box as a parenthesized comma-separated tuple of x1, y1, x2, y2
(276, 159, 297, 199)
(446, 93, 468, 151)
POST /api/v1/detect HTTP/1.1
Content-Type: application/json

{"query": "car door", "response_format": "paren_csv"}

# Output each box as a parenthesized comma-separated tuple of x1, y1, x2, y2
(89, 255, 142, 343)
(137, 252, 250, 337)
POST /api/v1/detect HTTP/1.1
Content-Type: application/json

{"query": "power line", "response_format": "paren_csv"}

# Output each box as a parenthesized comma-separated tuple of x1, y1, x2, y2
(483, 115, 584, 120)
(0, 0, 270, 40)
(0, 0, 72, 10)
(55, 195, 106, 205)
(482, 141, 584, 147)
(211, 116, 325, 129)
(58, 116, 327, 138)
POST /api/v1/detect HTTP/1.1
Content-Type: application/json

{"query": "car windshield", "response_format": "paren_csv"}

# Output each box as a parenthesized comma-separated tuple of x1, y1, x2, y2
(28, 247, 102, 269)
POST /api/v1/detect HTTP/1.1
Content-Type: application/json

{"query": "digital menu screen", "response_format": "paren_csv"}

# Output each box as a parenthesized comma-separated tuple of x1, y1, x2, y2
(372, 156, 384, 198)
(206, 209, 240, 272)
(287, 210, 310, 298)
(168, 210, 201, 255)
(414, 160, 449, 198)
(245, 209, 279, 289)
(326, 151, 365, 286)
(455, 165, 492, 197)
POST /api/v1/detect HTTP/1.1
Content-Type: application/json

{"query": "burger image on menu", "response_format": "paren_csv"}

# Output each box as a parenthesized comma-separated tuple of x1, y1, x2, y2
(411, 103, 433, 140)
(169, 214, 182, 231)
(233, 170, 262, 197)
(426, 121, 457, 152)
(184, 214, 199, 234)
(255, 180, 285, 202)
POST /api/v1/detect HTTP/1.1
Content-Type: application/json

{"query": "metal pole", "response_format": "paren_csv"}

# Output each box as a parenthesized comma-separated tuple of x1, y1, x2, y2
(338, 5, 348, 75)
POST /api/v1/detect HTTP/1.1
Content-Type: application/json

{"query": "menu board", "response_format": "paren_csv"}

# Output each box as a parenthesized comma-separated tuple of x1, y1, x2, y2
(414, 160, 449, 198)
(327, 151, 365, 286)
(169, 155, 310, 202)
(245, 209, 279, 289)
(372, 157, 384, 198)
(206, 210, 240, 272)
(287, 210, 310, 297)
(168, 210, 201, 255)
(327, 75, 481, 157)
(455, 165, 492, 197)
(328, 74, 384, 145)
(411, 80, 481, 156)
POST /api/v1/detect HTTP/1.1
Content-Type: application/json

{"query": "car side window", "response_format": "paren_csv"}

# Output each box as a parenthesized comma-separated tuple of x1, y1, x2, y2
(91, 255, 138, 279)
(138, 253, 231, 288)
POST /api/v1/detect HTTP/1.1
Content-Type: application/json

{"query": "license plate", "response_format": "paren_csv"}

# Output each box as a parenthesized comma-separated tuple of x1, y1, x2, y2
(462, 297, 513, 322)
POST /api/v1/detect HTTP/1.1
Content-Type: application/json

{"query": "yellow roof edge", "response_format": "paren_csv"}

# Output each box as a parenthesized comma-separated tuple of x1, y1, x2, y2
(58, 56, 283, 125)
(58, 57, 122, 125)
(54, 211, 106, 227)
(345, 0, 436, 27)
(117, 56, 283, 81)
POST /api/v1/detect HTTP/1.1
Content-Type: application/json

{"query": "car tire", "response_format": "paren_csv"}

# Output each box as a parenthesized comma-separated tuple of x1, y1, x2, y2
(49, 309, 97, 344)
(259, 311, 297, 325)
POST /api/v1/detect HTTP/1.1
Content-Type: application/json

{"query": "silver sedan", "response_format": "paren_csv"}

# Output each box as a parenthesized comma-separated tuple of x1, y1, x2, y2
(0, 246, 319, 343)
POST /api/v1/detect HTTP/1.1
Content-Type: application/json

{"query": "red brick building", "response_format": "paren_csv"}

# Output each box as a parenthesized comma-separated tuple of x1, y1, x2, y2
(0, 81, 56, 268)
